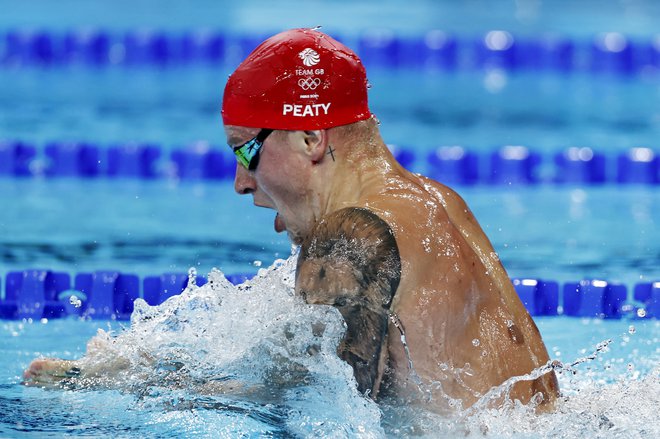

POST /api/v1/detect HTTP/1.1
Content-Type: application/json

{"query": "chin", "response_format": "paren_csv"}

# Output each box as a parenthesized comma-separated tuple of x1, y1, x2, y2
(289, 233, 304, 246)
(286, 227, 308, 246)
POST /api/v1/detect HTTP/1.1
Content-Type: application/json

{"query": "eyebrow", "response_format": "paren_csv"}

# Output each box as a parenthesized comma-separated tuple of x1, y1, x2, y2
(227, 135, 245, 147)
(227, 130, 260, 147)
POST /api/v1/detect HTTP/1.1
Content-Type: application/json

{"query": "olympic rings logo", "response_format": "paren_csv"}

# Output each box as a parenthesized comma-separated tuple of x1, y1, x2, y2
(298, 77, 321, 90)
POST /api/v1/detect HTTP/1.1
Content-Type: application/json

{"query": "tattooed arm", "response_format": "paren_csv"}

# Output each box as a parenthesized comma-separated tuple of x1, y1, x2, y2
(295, 207, 401, 398)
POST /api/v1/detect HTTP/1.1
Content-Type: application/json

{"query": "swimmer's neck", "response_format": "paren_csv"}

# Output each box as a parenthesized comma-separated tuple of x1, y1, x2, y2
(310, 138, 403, 217)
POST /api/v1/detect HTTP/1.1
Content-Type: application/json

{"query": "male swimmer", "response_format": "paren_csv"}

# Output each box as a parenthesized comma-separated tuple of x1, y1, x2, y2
(24, 28, 558, 411)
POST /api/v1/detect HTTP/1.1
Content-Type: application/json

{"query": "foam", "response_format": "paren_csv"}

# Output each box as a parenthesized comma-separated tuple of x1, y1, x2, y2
(68, 255, 659, 437)
(77, 254, 383, 436)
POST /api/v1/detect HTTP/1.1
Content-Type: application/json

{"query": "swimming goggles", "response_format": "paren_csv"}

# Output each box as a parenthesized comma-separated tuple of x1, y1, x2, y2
(232, 129, 273, 171)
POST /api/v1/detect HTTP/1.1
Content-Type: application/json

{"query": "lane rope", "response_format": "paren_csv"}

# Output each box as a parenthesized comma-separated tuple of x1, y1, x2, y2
(0, 269, 657, 320)
(1, 141, 658, 185)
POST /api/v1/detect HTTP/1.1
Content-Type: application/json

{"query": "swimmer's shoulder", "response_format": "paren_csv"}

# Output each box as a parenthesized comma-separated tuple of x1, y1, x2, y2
(312, 206, 397, 245)
(296, 207, 402, 397)
(414, 174, 468, 206)
(298, 206, 401, 296)
(412, 173, 481, 227)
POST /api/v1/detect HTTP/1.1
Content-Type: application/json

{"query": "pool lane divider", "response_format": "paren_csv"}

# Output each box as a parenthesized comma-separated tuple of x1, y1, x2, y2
(0, 270, 251, 321)
(1, 29, 659, 75)
(1, 141, 658, 185)
(0, 270, 657, 321)
(0, 141, 234, 180)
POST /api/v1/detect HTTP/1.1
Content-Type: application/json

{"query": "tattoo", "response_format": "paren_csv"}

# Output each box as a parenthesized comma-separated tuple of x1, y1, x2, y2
(327, 145, 336, 162)
(296, 207, 401, 397)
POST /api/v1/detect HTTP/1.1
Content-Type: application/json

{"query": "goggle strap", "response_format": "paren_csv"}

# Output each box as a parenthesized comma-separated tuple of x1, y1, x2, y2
(256, 129, 273, 143)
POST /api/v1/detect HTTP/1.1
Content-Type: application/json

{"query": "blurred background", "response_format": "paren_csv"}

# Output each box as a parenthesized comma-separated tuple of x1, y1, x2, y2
(0, 0, 658, 289)
(1, 5, 658, 437)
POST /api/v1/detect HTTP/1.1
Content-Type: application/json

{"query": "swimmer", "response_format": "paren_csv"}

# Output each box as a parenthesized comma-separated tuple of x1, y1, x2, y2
(24, 28, 558, 411)
(223, 28, 558, 410)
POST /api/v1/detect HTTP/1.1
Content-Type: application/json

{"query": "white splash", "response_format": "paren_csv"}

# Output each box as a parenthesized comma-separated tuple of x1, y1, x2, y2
(67, 257, 658, 438)
(78, 256, 383, 437)
(69, 295, 82, 308)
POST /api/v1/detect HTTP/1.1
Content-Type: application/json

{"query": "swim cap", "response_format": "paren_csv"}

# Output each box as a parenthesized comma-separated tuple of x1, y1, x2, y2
(222, 28, 372, 130)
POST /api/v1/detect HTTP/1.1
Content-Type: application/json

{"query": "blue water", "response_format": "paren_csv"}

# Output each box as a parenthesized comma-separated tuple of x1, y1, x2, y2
(1, 0, 660, 37)
(1, 180, 658, 286)
(1, 68, 659, 153)
(1, 0, 659, 437)
(1, 277, 658, 437)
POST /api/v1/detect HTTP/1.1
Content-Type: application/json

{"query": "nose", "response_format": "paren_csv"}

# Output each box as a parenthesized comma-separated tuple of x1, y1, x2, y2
(234, 163, 256, 195)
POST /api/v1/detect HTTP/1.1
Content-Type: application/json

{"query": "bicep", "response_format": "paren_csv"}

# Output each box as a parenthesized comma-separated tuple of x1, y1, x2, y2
(295, 207, 401, 397)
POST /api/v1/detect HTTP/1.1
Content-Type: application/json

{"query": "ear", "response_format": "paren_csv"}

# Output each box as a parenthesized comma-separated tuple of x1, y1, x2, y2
(302, 130, 328, 164)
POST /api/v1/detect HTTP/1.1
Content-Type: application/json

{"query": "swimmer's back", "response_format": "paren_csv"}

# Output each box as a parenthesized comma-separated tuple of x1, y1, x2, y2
(359, 167, 559, 409)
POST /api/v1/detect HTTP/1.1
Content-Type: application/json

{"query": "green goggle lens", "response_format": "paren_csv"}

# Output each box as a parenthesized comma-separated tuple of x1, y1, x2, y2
(231, 129, 273, 171)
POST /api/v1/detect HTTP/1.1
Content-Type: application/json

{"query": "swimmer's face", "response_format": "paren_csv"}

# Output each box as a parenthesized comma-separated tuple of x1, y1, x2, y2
(226, 125, 318, 245)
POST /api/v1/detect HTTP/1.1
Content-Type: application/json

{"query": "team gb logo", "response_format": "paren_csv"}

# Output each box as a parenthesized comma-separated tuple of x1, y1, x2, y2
(298, 48, 320, 66)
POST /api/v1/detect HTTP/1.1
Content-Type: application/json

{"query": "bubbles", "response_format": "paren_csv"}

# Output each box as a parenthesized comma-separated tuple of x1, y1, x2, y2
(77, 256, 383, 435)
(69, 295, 82, 308)
(629, 325, 636, 335)
(409, 362, 660, 438)
(595, 339, 612, 353)
(18, 258, 657, 437)
(186, 267, 198, 289)
(421, 237, 432, 253)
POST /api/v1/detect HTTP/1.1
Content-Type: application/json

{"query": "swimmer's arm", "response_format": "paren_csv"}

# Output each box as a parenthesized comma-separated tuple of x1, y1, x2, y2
(23, 355, 131, 389)
(23, 332, 141, 389)
(295, 207, 401, 398)
(23, 358, 84, 388)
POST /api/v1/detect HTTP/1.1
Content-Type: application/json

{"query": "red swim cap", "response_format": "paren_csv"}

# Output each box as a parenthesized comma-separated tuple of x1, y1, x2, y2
(222, 28, 372, 130)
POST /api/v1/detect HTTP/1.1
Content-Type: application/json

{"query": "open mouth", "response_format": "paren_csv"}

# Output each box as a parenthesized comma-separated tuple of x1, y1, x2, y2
(254, 203, 286, 233)
(252, 202, 286, 233)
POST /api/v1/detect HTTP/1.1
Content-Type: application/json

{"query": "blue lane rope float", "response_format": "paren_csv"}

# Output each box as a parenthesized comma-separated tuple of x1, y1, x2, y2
(1, 29, 659, 74)
(1, 140, 658, 185)
(0, 270, 657, 321)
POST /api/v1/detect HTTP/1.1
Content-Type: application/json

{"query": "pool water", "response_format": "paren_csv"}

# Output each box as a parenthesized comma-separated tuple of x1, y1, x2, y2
(1, 264, 658, 438)
(1, 0, 660, 437)
(1, 180, 657, 285)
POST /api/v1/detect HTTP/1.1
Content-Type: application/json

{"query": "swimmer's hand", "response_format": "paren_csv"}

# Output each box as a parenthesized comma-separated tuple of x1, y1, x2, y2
(22, 358, 83, 389)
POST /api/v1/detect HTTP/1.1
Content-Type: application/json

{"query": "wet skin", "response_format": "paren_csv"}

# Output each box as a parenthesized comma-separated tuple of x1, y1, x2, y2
(229, 122, 558, 411)
(24, 121, 558, 412)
